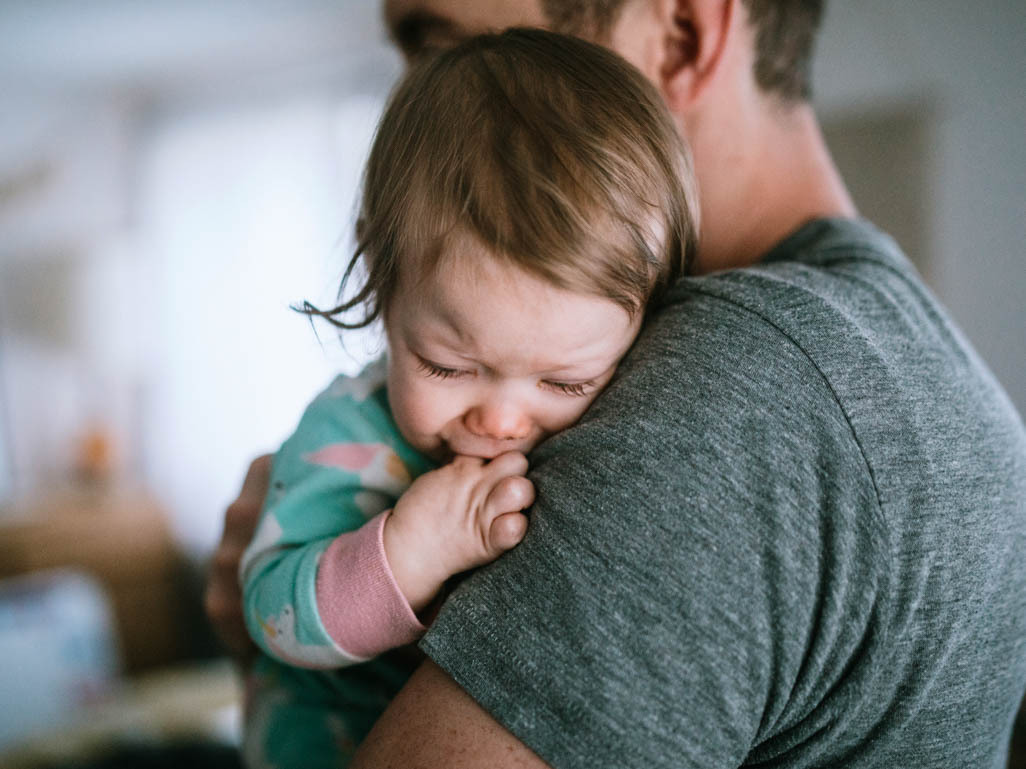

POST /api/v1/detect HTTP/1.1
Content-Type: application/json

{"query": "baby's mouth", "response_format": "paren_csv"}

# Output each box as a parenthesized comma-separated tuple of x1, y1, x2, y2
(443, 435, 537, 462)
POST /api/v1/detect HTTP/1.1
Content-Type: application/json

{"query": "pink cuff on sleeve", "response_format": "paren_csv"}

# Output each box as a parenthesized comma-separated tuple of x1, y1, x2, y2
(315, 511, 426, 658)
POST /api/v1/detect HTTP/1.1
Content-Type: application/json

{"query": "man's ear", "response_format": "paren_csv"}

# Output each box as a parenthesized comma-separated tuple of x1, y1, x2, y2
(656, 0, 736, 111)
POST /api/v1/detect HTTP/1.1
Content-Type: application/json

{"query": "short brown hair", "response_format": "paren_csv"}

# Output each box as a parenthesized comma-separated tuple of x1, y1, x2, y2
(305, 27, 698, 329)
(541, 0, 824, 102)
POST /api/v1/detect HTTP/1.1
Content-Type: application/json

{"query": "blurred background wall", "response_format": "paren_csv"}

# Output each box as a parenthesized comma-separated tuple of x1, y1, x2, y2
(0, 0, 1023, 560)
(0, 1, 399, 554)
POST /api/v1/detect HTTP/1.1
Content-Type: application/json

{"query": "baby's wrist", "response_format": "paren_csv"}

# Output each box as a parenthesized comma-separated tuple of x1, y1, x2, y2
(382, 513, 449, 614)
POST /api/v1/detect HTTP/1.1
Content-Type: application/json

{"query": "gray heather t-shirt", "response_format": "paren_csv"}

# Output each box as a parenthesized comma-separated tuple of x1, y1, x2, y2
(420, 218, 1026, 768)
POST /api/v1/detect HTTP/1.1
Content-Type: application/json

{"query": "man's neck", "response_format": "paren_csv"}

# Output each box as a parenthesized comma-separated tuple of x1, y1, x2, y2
(691, 103, 856, 275)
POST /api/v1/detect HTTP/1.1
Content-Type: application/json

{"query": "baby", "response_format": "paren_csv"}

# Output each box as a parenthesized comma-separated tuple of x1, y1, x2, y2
(239, 28, 698, 768)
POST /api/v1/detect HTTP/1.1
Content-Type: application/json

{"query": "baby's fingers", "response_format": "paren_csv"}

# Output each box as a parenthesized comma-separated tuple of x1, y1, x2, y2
(486, 474, 535, 515)
(485, 450, 529, 480)
(480, 475, 534, 557)
(489, 512, 528, 553)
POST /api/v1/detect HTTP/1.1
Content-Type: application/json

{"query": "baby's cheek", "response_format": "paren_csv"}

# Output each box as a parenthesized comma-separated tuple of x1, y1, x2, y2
(547, 395, 600, 435)
(388, 378, 445, 448)
(386, 373, 423, 438)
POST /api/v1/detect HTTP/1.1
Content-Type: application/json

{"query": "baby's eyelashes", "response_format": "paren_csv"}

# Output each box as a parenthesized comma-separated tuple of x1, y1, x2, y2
(541, 380, 593, 397)
(416, 357, 471, 380)
(414, 351, 601, 398)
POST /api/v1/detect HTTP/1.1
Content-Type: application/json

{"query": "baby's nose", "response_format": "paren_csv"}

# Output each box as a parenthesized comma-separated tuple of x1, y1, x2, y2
(465, 402, 532, 441)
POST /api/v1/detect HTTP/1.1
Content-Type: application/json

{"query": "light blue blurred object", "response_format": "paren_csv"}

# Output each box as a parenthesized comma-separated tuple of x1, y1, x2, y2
(0, 569, 121, 750)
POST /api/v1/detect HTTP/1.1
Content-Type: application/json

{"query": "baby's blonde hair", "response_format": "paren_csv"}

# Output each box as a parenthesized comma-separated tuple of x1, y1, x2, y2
(305, 27, 699, 328)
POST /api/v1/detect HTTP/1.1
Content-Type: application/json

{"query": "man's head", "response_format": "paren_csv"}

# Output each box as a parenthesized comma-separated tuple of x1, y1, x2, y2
(386, 0, 824, 105)
(541, 1, 823, 103)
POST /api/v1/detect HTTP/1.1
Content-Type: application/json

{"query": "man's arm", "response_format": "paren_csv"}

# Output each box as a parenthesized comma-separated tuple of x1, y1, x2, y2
(351, 659, 552, 769)
(204, 454, 271, 664)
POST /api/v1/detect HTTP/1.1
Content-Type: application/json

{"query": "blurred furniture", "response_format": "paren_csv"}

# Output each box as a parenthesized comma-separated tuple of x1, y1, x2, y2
(0, 486, 192, 673)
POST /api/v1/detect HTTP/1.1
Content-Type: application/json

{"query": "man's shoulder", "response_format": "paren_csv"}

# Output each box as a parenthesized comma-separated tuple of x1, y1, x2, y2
(651, 217, 921, 365)
(576, 225, 880, 460)
(540, 214, 979, 530)
(531, 233, 884, 547)
(601, 216, 968, 458)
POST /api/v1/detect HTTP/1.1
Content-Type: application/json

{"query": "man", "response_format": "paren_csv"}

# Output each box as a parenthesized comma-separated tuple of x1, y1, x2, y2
(206, 1, 1026, 766)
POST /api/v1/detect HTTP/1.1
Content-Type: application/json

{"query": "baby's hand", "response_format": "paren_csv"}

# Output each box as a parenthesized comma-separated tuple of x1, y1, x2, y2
(383, 451, 534, 613)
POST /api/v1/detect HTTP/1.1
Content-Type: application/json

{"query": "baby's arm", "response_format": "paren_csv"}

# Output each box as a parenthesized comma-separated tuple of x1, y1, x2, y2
(244, 451, 532, 668)
(239, 465, 390, 669)
(239, 381, 417, 669)
(314, 452, 532, 654)
(240, 377, 533, 669)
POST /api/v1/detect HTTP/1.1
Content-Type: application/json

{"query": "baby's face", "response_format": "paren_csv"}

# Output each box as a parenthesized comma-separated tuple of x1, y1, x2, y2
(384, 241, 642, 462)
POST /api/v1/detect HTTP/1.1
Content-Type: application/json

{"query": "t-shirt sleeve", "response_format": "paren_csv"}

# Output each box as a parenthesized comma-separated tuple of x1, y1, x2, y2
(419, 291, 889, 768)
(240, 372, 429, 669)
